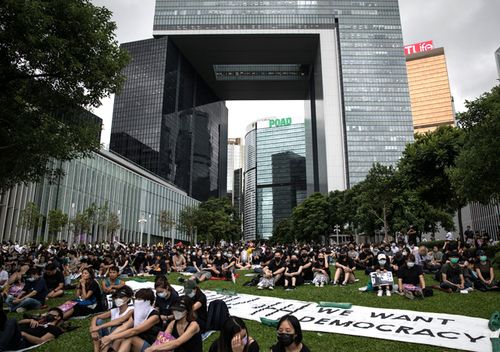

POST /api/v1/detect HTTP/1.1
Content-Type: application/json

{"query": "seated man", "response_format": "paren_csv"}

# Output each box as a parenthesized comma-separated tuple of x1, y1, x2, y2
(258, 250, 286, 290)
(18, 307, 66, 348)
(101, 265, 126, 295)
(440, 251, 472, 293)
(44, 263, 65, 299)
(6, 267, 48, 313)
(332, 249, 356, 286)
(397, 254, 426, 299)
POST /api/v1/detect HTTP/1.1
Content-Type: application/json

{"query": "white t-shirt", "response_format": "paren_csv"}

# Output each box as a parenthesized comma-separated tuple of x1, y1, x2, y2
(110, 306, 133, 321)
(0, 269, 8, 285)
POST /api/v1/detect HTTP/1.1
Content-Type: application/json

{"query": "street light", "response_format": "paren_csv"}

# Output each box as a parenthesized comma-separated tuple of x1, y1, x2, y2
(117, 209, 121, 243)
(146, 213, 152, 247)
(334, 224, 341, 246)
(138, 214, 147, 247)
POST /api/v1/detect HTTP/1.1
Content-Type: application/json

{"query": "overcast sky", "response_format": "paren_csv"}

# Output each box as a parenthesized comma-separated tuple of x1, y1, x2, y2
(90, 0, 500, 146)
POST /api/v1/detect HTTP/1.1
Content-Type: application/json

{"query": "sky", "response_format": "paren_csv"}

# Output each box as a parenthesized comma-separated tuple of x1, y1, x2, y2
(90, 0, 500, 146)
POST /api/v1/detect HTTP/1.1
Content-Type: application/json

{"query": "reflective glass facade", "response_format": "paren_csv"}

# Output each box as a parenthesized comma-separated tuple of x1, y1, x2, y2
(110, 37, 228, 201)
(0, 150, 198, 244)
(244, 121, 306, 240)
(153, 0, 414, 187)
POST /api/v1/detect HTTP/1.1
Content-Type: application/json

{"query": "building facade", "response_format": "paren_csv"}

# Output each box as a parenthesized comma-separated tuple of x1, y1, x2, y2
(406, 46, 455, 133)
(227, 138, 244, 196)
(496, 46, 500, 79)
(110, 37, 228, 202)
(0, 150, 198, 245)
(125, 0, 414, 194)
(244, 119, 307, 240)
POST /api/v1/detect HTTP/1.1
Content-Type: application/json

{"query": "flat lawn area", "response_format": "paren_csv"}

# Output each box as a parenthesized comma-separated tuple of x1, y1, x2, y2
(8, 269, 499, 352)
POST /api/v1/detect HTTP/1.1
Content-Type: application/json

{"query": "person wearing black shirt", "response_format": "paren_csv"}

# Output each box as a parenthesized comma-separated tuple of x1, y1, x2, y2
(258, 250, 286, 289)
(184, 280, 208, 333)
(210, 251, 227, 278)
(64, 267, 103, 319)
(18, 307, 65, 348)
(299, 250, 314, 282)
(209, 316, 259, 352)
(397, 254, 426, 298)
(474, 250, 498, 291)
(154, 276, 180, 324)
(271, 315, 310, 352)
(44, 263, 65, 299)
(333, 250, 356, 286)
(356, 246, 374, 274)
(284, 254, 303, 290)
(6, 267, 48, 313)
(440, 252, 468, 292)
(312, 252, 330, 287)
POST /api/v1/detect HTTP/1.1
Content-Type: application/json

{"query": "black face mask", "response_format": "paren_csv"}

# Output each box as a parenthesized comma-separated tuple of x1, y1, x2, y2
(275, 257, 281, 262)
(278, 333, 295, 347)
(45, 315, 57, 323)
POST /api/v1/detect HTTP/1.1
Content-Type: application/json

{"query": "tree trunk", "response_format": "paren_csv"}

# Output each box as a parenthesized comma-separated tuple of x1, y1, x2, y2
(457, 207, 464, 242)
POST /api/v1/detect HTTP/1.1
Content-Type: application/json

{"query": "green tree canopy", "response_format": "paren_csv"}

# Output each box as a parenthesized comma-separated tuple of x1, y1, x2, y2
(291, 192, 330, 243)
(196, 198, 240, 244)
(47, 208, 69, 241)
(450, 85, 500, 204)
(0, 0, 129, 190)
(18, 202, 43, 241)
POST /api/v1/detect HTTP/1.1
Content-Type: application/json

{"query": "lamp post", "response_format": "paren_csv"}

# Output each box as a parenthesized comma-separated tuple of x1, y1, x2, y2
(146, 213, 152, 247)
(116, 209, 121, 243)
(138, 214, 147, 247)
(69, 203, 76, 247)
(334, 224, 340, 246)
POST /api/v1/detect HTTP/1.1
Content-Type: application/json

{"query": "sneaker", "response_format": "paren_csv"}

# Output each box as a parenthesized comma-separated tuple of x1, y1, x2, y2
(354, 278, 360, 282)
(386, 290, 391, 297)
(377, 290, 383, 297)
(257, 286, 263, 290)
(466, 287, 474, 292)
(460, 289, 469, 294)
(341, 281, 347, 286)
(332, 281, 338, 286)
(315, 283, 320, 287)
(16, 307, 26, 314)
(177, 277, 186, 283)
(268, 286, 274, 290)
(320, 282, 325, 288)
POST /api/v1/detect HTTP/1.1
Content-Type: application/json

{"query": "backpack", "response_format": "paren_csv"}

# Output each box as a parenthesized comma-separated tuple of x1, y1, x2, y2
(206, 299, 230, 331)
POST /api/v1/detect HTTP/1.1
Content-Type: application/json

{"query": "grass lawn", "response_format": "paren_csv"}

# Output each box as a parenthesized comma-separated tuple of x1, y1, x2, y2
(7, 269, 499, 352)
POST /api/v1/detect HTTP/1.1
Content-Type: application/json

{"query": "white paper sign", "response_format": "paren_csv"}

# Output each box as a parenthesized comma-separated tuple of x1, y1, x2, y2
(126, 281, 493, 352)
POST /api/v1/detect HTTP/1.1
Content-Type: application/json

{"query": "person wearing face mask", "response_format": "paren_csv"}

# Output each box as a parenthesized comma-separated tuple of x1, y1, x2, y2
(312, 253, 329, 287)
(284, 254, 304, 291)
(90, 286, 134, 352)
(209, 251, 227, 278)
(373, 254, 393, 297)
(145, 296, 202, 352)
(355, 245, 374, 274)
(16, 307, 65, 348)
(258, 250, 285, 290)
(183, 279, 208, 333)
(298, 250, 314, 282)
(332, 249, 356, 286)
(209, 316, 259, 352)
(397, 254, 426, 299)
(100, 288, 162, 352)
(439, 252, 471, 293)
(271, 315, 310, 352)
(222, 250, 238, 280)
(474, 250, 499, 292)
(6, 267, 48, 313)
(154, 276, 180, 324)
(172, 250, 187, 273)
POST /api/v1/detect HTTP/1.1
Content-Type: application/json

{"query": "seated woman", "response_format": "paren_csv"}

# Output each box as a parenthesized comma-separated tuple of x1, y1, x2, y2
(64, 267, 104, 319)
(235, 248, 252, 270)
(145, 296, 202, 352)
(373, 253, 393, 297)
(332, 249, 356, 286)
(154, 276, 180, 325)
(90, 286, 134, 352)
(183, 280, 208, 333)
(312, 252, 329, 287)
(475, 250, 499, 291)
(270, 315, 310, 352)
(209, 316, 259, 352)
(101, 265, 126, 295)
(100, 288, 162, 352)
(284, 254, 303, 290)
(397, 254, 426, 299)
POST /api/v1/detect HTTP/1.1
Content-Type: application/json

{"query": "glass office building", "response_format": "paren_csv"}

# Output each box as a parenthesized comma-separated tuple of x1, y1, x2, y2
(110, 37, 228, 201)
(0, 150, 198, 244)
(244, 120, 306, 240)
(152, 0, 414, 189)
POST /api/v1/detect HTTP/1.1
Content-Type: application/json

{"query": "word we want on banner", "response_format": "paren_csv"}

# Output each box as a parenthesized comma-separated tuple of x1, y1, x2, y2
(126, 281, 493, 352)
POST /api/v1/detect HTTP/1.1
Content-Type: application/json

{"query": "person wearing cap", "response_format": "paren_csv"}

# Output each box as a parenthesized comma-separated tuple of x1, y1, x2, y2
(90, 285, 134, 352)
(440, 251, 471, 293)
(145, 296, 202, 352)
(373, 253, 393, 297)
(332, 248, 356, 286)
(183, 279, 208, 333)
(474, 251, 498, 291)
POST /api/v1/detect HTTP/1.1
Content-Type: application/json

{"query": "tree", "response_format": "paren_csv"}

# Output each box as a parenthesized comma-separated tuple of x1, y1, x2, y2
(450, 85, 500, 204)
(0, 0, 129, 190)
(271, 218, 294, 244)
(159, 210, 176, 244)
(196, 198, 240, 244)
(291, 193, 330, 243)
(84, 203, 99, 243)
(96, 202, 109, 242)
(47, 209, 68, 242)
(106, 212, 121, 242)
(18, 202, 43, 242)
(71, 212, 91, 244)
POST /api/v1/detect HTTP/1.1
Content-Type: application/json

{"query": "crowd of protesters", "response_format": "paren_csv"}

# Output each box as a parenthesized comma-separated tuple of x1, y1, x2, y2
(0, 228, 497, 351)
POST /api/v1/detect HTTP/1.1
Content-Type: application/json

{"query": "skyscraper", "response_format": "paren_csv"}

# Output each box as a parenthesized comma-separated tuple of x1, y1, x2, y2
(121, 0, 413, 195)
(227, 138, 244, 196)
(496, 46, 500, 79)
(110, 38, 228, 201)
(405, 42, 455, 133)
(244, 119, 306, 240)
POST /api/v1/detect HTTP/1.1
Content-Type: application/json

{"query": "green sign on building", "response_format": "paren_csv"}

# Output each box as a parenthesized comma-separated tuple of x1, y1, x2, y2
(269, 117, 292, 128)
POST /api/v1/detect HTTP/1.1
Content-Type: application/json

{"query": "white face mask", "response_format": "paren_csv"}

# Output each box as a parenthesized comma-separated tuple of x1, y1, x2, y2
(114, 298, 125, 307)
(187, 292, 195, 298)
(378, 260, 387, 266)
(133, 300, 153, 328)
(407, 262, 415, 268)
(173, 311, 186, 321)
(157, 291, 167, 299)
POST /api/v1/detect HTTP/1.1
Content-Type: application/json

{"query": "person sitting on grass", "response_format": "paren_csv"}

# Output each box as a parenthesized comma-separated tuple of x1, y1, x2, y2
(271, 314, 310, 352)
(209, 250, 227, 278)
(440, 251, 472, 293)
(44, 263, 65, 300)
(312, 252, 329, 287)
(209, 316, 259, 352)
(332, 249, 356, 286)
(284, 253, 303, 291)
(101, 265, 126, 295)
(6, 267, 47, 313)
(90, 286, 134, 352)
(64, 267, 104, 319)
(222, 250, 238, 280)
(100, 288, 162, 352)
(258, 250, 286, 290)
(145, 296, 202, 352)
(171, 249, 187, 273)
(373, 253, 393, 297)
(154, 276, 180, 326)
(17, 307, 66, 349)
(397, 254, 426, 299)
(183, 279, 208, 333)
(474, 250, 499, 291)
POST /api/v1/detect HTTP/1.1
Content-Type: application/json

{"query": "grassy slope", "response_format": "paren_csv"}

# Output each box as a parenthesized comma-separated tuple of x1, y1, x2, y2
(8, 269, 498, 352)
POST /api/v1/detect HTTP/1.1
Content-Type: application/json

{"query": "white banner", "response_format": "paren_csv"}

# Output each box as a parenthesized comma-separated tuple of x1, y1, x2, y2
(126, 281, 495, 352)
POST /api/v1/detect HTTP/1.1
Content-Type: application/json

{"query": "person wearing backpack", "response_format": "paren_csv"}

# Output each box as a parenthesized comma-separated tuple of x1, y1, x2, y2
(209, 316, 259, 352)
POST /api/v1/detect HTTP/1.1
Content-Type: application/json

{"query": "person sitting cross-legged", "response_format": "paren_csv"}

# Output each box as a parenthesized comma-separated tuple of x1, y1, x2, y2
(6, 267, 48, 313)
(44, 263, 65, 300)
(284, 254, 303, 291)
(397, 254, 426, 299)
(440, 251, 472, 293)
(332, 249, 356, 286)
(258, 250, 286, 290)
